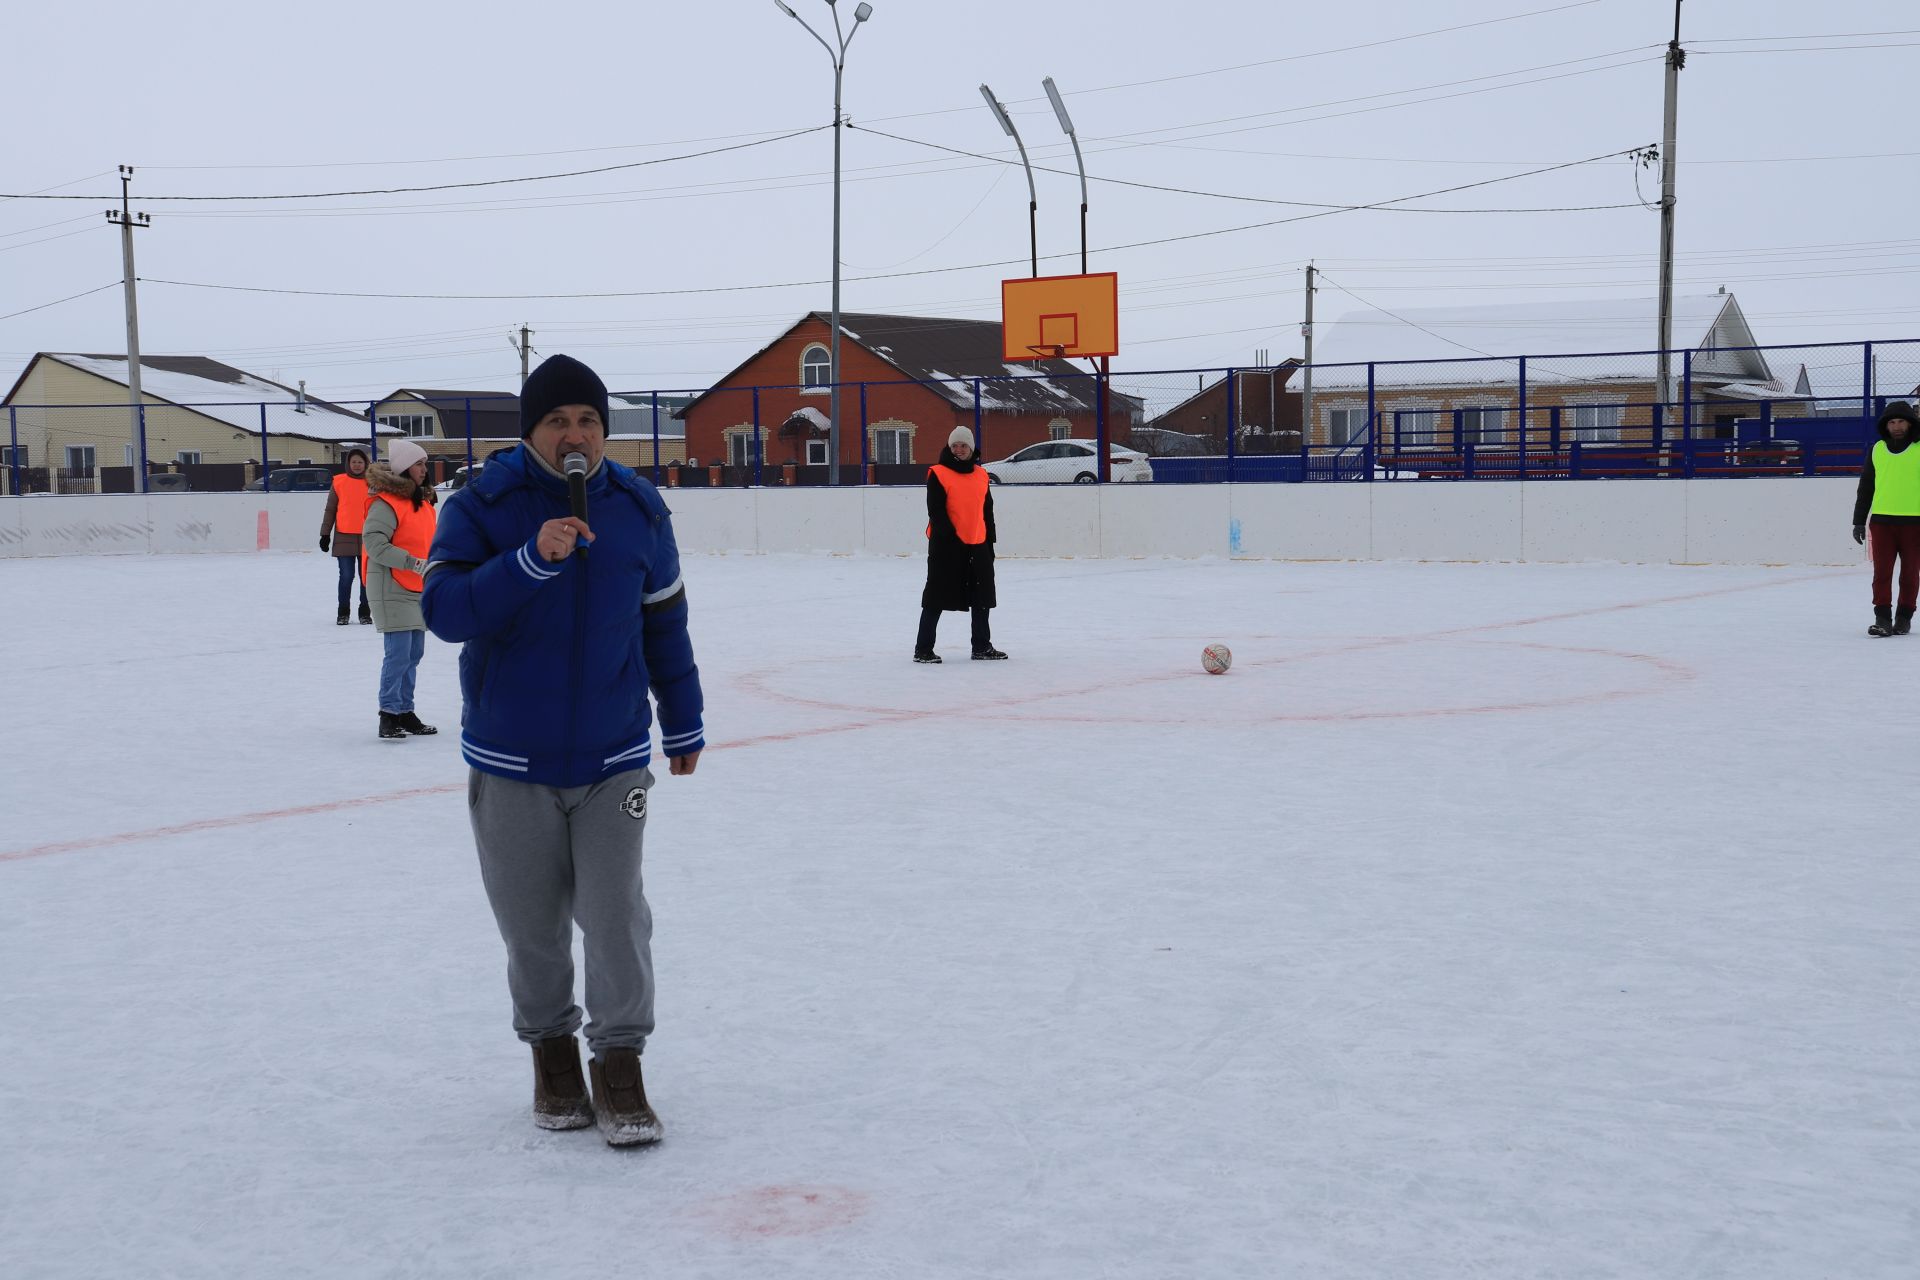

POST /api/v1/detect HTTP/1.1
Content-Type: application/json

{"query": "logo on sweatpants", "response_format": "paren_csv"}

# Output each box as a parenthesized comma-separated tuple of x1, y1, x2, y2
(621, 787, 648, 820)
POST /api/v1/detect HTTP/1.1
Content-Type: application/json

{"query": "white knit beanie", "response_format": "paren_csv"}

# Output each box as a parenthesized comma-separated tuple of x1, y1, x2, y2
(385, 440, 428, 474)
(948, 426, 974, 451)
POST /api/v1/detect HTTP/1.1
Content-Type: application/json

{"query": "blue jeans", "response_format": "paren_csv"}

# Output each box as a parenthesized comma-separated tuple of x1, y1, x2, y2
(336, 555, 366, 610)
(379, 630, 425, 713)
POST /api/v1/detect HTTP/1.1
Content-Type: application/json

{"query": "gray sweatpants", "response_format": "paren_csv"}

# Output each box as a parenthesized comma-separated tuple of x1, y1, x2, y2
(468, 766, 656, 1056)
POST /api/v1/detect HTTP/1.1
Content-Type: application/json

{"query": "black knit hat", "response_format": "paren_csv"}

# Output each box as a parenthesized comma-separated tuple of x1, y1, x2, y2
(520, 354, 611, 438)
(1877, 401, 1920, 432)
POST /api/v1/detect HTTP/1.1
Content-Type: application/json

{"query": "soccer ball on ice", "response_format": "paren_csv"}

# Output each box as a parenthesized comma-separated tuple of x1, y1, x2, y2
(1201, 643, 1232, 675)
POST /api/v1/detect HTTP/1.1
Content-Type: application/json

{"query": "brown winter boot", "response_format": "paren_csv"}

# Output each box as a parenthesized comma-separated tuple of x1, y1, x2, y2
(588, 1048, 663, 1147)
(531, 1035, 594, 1131)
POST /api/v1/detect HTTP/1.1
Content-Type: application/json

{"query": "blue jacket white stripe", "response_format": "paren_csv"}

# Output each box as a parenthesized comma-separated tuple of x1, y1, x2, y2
(422, 444, 704, 788)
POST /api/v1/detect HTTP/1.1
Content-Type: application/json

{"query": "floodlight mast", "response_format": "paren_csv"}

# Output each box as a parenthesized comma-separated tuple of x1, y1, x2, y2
(774, 0, 874, 484)
(980, 84, 1037, 279)
(1042, 77, 1088, 275)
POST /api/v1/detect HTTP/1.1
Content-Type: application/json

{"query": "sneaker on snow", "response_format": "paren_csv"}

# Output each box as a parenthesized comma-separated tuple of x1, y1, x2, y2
(971, 646, 1009, 660)
(913, 651, 942, 664)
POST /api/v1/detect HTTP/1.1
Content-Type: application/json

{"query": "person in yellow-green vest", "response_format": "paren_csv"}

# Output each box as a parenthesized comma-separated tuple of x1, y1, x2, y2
(1853, 401, 1920, 637)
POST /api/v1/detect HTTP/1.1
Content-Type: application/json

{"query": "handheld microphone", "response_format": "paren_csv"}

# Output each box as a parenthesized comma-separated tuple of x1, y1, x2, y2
(563, 452, 589, 560)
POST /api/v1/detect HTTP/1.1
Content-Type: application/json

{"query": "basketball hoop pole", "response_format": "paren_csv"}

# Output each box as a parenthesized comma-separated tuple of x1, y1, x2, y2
(1042, 77, 1105, 480)
(1042, 78, 1088, 276)
(980, 84, 1037, 278)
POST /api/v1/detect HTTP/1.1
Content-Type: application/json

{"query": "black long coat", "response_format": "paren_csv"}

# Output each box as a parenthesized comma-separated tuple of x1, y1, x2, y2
(922, 448, 997, 612)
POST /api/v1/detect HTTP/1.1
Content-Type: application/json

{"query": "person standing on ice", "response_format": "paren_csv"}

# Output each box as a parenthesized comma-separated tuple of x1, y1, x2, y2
(1852, 401, 1920, 637)
(361, 439, 438, 739)
(421, 354, 703, 1149)
(916, 425, 1006, 663)
(319, 447, 372, 625)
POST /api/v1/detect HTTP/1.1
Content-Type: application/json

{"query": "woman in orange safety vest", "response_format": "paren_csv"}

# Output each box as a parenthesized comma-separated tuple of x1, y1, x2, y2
(361, 439, 439, 739)
(319, 448, 371, 625)
(916, 426, 1006, 663)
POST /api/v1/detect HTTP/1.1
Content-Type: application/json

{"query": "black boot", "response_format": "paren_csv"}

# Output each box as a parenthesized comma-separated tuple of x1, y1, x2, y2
(395, 711, 438, 736)
(971, 646, 1009, 660)
(589, 1048, 663, 1147)
(1896, 609, 1914, 636)
(914, 650, 942, 663)
(1869, 606, 1894, 638)
(336, 605, 350, 626)
(531, 1035, 594, 1131)
(378, 711, 406, 739)
(357, 601, 373, 625)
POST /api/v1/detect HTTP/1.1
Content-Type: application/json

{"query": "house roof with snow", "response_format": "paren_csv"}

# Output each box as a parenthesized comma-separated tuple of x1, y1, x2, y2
(678, 312, 1138, 418)
(9, 354, 392, 441)
(1304, 294, 1780, 391)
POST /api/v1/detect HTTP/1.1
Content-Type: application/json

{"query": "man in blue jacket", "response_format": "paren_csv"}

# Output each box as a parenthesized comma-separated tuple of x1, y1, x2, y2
(423, 354, 703, 1148)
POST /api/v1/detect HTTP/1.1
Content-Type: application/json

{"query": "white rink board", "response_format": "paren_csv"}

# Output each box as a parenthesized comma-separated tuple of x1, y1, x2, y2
(0, 479, 1861, 565)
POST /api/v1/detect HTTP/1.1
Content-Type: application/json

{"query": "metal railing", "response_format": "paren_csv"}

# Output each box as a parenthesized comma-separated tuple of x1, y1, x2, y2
(5, 338, 1914, 495)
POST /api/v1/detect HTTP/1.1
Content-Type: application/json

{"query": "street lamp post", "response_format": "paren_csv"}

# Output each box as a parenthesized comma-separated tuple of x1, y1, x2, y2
(979, 84, 1038, 279)
(1038, 77, 1107, 480)
(775, 0, 873, 485)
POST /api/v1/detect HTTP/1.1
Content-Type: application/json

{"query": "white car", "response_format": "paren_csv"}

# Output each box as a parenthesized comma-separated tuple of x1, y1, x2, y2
(983, 439, 1154, 484)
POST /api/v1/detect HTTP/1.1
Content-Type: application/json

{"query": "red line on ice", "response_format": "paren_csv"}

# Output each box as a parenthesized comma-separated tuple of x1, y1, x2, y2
(0, 570, 1844, 865)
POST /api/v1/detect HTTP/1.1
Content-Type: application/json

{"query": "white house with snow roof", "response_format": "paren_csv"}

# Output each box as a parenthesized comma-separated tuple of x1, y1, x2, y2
(1299, 293, 1811, 450)
(3, 353, 395, 493)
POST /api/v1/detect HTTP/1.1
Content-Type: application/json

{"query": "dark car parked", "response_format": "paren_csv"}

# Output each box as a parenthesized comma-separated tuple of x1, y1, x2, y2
(146, 472, 192, 493)
(245, 466, 334, 492)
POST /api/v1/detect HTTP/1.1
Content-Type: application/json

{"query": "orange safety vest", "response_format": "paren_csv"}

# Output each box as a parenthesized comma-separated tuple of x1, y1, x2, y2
(361, 491, 437, 593)
(927, 464, 989, 545)
(330, 472, 369, 534)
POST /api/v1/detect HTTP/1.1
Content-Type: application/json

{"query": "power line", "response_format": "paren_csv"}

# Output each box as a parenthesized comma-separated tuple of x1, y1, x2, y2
(0, 282, 121, 324)
(135, 143, 1650, 305)
(852, 124, 1645, 213)
(1691, 28, 1920, 43)
(0, 128, 829, 203)
(1311, 271, 1503, 358)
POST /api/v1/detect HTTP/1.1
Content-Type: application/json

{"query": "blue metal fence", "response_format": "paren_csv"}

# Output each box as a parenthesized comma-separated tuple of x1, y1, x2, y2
(4, 338, 1915, 496)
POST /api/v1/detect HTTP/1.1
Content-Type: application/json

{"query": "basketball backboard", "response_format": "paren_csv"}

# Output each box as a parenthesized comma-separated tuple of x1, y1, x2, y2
(1002, 272, 1118, 362)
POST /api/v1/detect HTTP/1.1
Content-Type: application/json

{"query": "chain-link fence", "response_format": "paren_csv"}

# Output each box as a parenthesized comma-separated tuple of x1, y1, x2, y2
(5, 341, 1910, 496)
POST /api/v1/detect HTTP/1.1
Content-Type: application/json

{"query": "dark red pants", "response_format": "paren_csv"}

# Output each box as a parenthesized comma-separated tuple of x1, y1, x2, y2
(1870, 522, 1920, 611)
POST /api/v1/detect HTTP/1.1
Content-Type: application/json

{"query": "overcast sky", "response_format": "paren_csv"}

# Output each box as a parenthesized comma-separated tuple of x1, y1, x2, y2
(3, 0, 1914, 402)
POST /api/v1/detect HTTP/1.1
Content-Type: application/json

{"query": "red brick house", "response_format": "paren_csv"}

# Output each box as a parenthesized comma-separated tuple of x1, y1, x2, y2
(677, 312, 1139, 480)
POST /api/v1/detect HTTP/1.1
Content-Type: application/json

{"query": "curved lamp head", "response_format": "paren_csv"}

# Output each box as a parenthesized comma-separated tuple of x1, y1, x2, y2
(773, 0, 798, 16)
(979, 84, 1017, 137)
(1042, 76, 1076, 136)
(854, 1, 872, 19)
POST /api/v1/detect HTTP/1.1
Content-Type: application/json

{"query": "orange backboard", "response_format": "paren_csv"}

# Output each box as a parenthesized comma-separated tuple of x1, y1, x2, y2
(1002, 272, 1118, 362)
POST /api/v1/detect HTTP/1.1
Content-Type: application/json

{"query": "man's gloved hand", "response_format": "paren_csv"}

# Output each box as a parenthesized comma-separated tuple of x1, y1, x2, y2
(320, 533, 331, 553)
(1853, 525, 1867, 546)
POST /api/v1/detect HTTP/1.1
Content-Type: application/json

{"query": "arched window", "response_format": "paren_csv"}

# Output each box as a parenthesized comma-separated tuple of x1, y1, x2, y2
(801, 344, 832, 390)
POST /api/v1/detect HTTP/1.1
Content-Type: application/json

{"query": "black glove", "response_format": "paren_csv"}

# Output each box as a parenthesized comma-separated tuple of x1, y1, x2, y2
(1853, 525, 1867, 546)
(320, 533, 331, 553)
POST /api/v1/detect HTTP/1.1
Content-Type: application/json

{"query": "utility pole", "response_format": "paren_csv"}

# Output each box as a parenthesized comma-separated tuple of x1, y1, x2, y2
(105, 165, 150, 494)
(1301, 263, 1316, 447)
(512, 324, 534, 385)
(1655, 0, 1685, 412)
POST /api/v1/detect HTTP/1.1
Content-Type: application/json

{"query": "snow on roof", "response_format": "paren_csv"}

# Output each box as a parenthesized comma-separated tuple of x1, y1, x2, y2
(1306, 295, 1740, 389)
(55, 354, 389, 441)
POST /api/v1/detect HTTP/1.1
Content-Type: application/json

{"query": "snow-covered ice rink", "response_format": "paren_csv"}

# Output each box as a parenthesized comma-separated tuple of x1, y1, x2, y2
(3, 549, 1915, 1279)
